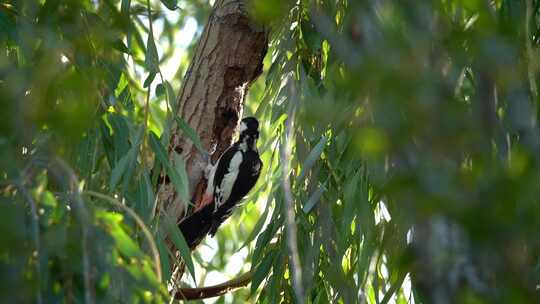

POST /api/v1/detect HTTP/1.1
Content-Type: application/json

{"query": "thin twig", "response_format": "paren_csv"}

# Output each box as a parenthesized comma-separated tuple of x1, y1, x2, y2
(173, 271, 253, 300)
(280, 79, 305, 304)
(17, 182, 42, 304)
(83, 190, 163, 283)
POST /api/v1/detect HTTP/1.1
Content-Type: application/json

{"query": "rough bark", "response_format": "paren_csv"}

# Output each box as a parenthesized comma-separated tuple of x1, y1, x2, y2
(156, 0, 268, 224)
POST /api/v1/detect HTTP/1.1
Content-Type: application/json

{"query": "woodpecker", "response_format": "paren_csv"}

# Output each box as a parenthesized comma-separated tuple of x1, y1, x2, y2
(179, 117, 262, 249)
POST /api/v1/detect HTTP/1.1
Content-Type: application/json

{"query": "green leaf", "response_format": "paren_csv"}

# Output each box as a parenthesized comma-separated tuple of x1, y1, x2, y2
(172, 152, 190, 204)
(148, 132, 169, 168)
(240, 198, 271, 249)
(121, 0, 131, 16)
(145, 30, 159, 73)
(341, 172, 360, 235)
(0, 10, 17, 41)
(122, 140, 142, 192)
(160, 0, 178, 10)
(380, 270, 407, 304)
(108, 126, 140, 191)
(113, 228, 142, 258)
(113, 39, 131, 54)
(175, 117, 206, 155)
(252, 221, 273, 268)
(163, 215, 196, 284)
(143, 71, 157, 88)
(118, 86, 134, 111)
(134, 171, 153, 222)
(297, 136, 327, 181)
(155, 83, 165, 97)
(303, 184, 325, 213)
(252, 210, 283, 268)
(98, 212, 142, 258)
(148, 132, 190, 204)
(109, 151, 131, 190)
(251, 249, 276, 294)
(165, 81, 177, 112)
(301, 18, 323, 51)
(156, 235, 172, 282)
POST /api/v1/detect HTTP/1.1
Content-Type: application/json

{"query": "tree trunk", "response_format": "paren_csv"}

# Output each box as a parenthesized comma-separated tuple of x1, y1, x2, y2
(156, 0, 268, 225)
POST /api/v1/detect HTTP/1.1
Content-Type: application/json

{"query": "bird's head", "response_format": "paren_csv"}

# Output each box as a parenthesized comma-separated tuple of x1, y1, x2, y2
(239, 117, 259, 151)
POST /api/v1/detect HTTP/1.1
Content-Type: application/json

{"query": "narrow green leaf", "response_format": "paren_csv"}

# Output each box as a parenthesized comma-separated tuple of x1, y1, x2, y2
(268, 250, 284, 304)
(120, 128, 143, 191)
(340, 171, 360, 235)
(251, 249, 276, 294)
(148, 132, 169, 167)
(175, 117, 205, 154)
(163, 215, 196, 284)
(109, 151, 131, 190)
(98, 212, 142, 258)
(303, 184, 325, 213)
(108, 113, 130, 163)
(172, 152, 190, 204)
(344, 171, 360, 205)
(113, 39, 131, 54)
(145, 31, 159, 72)
(380, 270, 407, 304)
(297, 136, 327, 181)
(252, 211, 283, 268)
(301, 19, 323, 51)
(160, 0, 178, 10)
(240, 199, 270, 249)
(155, 83, 165, 97)
(121, 0, 131, 19)
(110, 126, 142, 191)
(252, 221, 273, 268)
(112, 226, 142, 258)
(165, 81, 177, 112)
(0, 10, 17, 41)
(149, 133, 190, 204)
(156, 235, 172, 282)
(143, 170, 155, 212)
(118, 86, 134, 111)
(143, 71, 157, 88)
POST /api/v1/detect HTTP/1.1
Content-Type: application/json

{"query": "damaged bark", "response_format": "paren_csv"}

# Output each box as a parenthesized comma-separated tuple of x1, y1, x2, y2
(156, 0, 268, 240)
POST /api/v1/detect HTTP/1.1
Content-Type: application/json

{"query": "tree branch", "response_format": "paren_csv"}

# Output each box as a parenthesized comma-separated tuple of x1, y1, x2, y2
(174, 271, 252, 300)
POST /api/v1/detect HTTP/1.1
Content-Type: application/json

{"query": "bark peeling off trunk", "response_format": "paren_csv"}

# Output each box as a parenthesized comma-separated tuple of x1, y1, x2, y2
(158, 0, 268, 223)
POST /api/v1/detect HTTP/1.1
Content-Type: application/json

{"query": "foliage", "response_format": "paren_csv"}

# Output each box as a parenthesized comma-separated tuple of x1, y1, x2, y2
(250, 0, 540, 303)
(1, 0, 540, 303)
(0, 0, 209, 302)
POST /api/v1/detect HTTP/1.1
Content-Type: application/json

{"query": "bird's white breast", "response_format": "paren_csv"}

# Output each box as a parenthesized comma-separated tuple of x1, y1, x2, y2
(215, 151, 243, 207)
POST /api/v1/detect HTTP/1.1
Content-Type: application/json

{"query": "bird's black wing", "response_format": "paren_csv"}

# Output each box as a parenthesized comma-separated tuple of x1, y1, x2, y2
(212, 144, 240, 203)
(209, 150, 262, 236)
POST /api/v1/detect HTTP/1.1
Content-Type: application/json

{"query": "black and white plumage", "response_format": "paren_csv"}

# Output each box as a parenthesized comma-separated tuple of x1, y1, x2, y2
(179, 117, 262, 249)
